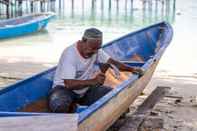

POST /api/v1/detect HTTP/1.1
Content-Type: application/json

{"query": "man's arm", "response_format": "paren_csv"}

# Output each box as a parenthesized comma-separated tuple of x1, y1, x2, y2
(107, 58, 144, 75)
(64, 73, 105, 90)
(107, 58, 134, 72)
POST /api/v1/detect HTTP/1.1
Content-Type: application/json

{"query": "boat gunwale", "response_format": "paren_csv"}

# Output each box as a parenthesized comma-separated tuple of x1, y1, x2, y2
(0, 67, 56, 95)
(102, 21, 166, 48)
(0, 12, 55, 29)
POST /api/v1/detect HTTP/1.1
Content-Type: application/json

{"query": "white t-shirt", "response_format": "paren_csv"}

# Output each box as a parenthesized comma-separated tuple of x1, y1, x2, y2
(53, 42, 110, 95)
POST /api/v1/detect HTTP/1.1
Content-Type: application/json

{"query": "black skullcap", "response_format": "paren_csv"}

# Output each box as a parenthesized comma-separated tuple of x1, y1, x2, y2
(83, 28, 102, 39)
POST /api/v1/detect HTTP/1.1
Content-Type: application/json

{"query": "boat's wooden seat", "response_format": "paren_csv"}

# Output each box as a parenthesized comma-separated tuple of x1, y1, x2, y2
(20, 99, 49, 112)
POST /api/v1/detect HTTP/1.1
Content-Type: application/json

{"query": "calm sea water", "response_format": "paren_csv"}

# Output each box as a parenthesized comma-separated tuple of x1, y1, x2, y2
(0, 0, 196, 87)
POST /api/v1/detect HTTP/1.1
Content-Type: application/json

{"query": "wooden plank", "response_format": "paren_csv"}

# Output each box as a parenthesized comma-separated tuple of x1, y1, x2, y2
(0, 114, 78, 131)
(119, 86, 171, 131)
(19, 99, 49, 112)
(135, 86, 171, 115)
(165, 95, 183, 99)
(139, 116, 164, 130)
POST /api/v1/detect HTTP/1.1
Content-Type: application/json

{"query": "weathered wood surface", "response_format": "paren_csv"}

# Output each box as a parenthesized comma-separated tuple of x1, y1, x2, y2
(139, 116, 164, 131)
(135, 86, 171, 115)
(119, 115, 164, 131)
(79, 61, 159, 131)
(20, 99, 49, 112)
(0, 114, 78, 131)
(165, 95, 183, 99)
(119, 86, 170, 131)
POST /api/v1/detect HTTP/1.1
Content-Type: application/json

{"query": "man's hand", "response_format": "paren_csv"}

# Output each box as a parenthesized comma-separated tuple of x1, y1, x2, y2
(98, 63, 111, 73)
(93, 73, 106, 86)
(132, 67, 145, 77)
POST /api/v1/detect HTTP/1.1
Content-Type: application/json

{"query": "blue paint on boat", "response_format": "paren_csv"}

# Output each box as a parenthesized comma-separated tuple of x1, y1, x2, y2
(0, 111, 52, 117)
(0, 12, 55, 39)
(0, 22, 173, 124)
(0, 67, 56, 111)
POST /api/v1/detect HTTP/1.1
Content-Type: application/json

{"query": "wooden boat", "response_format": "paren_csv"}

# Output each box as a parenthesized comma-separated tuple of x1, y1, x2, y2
(0, 12, 55, 39)
(0, 22, 173, 131)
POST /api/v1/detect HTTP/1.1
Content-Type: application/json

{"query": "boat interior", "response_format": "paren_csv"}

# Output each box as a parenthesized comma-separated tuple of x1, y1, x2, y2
(19, 57, 145, 113)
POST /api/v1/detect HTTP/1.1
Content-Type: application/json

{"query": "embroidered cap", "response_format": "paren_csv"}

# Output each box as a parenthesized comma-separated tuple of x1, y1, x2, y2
(83, 28, 102, 39)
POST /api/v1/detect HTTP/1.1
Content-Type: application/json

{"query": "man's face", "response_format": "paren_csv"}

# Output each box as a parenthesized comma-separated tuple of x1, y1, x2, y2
(83, 38, 102, 58)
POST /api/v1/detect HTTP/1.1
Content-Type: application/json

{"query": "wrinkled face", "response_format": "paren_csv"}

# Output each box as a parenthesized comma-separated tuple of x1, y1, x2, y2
(82, 38, 102, 58)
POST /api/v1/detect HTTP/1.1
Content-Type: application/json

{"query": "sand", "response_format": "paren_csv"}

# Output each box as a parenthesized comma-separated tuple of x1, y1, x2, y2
(144, 75, 197, 131)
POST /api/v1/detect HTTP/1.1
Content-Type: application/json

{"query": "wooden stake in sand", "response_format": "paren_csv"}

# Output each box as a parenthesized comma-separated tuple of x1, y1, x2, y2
(119, 86, 171, 131)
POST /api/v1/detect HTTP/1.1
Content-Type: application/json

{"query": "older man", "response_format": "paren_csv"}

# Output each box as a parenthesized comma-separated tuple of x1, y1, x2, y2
(48, 28, 143, 113)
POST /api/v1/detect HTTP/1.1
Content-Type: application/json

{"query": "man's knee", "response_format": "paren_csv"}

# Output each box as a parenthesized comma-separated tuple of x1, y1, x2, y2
(83, 86, 112, 105)
(99, 86, 112, 94)
(48, 87, 73, 113)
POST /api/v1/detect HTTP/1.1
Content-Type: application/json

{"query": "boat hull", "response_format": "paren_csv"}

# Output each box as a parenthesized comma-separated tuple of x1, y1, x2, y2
(0, 12, 55, 39)
(0, 22, 173, 131)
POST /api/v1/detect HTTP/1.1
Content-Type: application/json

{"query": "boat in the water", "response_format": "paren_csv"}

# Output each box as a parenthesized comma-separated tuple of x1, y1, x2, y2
(0, 22, 173, 131)
(0, 12, 55, 39)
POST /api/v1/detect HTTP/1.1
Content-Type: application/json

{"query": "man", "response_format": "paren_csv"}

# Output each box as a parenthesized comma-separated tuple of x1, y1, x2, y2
(48, 28, 143, 113)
